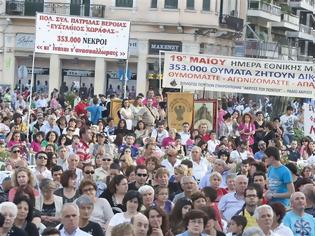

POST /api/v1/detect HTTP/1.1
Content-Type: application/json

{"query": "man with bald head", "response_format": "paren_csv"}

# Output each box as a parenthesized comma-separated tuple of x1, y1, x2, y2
(301, 183, 315, 217)
(283, 192, 315, 236)
(131, 213, 149, 236)
(219, 175, 248, 221)
(60, 203, 91, 236)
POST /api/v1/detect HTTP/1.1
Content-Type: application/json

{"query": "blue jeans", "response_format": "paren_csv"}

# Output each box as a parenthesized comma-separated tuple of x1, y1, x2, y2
(283, 133, 294, 146)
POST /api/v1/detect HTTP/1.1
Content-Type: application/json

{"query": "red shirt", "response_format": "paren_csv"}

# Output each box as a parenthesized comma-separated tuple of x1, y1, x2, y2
(76, 140, 92, 162)
(74, 102, 88, 119)
(136, 156, 146, 165)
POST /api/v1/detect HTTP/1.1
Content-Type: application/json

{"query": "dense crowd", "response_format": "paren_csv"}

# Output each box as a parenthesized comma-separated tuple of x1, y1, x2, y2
(0, 86, 314, 236)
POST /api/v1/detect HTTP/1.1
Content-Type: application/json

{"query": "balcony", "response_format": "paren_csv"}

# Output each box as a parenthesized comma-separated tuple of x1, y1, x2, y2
(279, 45, 298, 60)
(287, 24, 315, 41)
(289, 0, 315, 13)
(248, 1, 281, 23)
(271, 13, 299, 31)
(234, 40, 279, 58)
(219, 14, 244, 32)
(5, 1, 105, 18)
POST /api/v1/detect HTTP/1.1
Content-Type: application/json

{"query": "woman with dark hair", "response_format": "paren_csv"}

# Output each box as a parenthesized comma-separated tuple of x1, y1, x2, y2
(100, 175, 128, 214)
(300, 137, 312, 158)
(177, 209, 209, 236)
(30, 132, 45, 153)
(41, 131, 59, 150)
(270, 202, 294, 236)
(219, 112, 238, 138)
(54, 170, 80, 203)
(114, 119, 129, 146)
(144, 206, 172, 236)
(170, 198, 193, 234)
(14, 196, 39, 236)
(58, 134, 71, 146)
(253, 111, 266, 153)
(119, 99, 133, 130)
(56, 116, 67, 135)
(263, 121, 276, 146)
(238, 113, 255, 146)
(134, 120, 149, 145)
(79, 180, 113, 232)
(301, 166, 313, 179)
(200, 206, 225, 236)
(107, 190, 142, 234)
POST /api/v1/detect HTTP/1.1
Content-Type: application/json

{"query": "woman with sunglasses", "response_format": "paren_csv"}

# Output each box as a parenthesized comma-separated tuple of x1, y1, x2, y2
(83, 164, 95, 181)
(79, 179, 114, 232)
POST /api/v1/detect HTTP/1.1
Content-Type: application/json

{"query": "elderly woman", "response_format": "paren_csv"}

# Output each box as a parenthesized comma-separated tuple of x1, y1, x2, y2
(106, 190, 142, 236)
(138, 185, 155, 210)
(0, 201, 27, 236)
(176, 209, 209, 236)
(79, 179, 114, 232)
(75, 195, 104, 236)
(14, 196, 39, 236)
(35, 178, 62, 227)
(209, 172, 228, 202)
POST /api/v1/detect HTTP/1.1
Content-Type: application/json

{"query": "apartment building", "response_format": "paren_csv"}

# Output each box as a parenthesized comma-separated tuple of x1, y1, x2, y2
(245, 0, 315, 61)
(0, 0, 246, 96)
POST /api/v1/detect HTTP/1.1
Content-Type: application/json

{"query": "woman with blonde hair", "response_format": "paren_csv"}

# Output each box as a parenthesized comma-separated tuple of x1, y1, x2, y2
(9, 167, 38, 202)
(119, 152, 134, 176)
(209, 171, 227, 202)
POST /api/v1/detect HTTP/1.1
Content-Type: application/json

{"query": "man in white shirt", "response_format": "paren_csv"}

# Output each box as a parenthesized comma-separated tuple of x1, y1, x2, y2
(40, 114, 61, 136)
(66, 154, 83, 188)
(207, 130, 220, 154)
(33, 151, 52, 184)
(190, 146, 211, 182)
(60, 203, 91, 236)
(161, 147, 181, 176)
(178, 122, 191, 145)
(254, 205, 280, 236)
(230, 141, 248, 163)
(151, 122, 169, 147)
(219, 175, 248, 221)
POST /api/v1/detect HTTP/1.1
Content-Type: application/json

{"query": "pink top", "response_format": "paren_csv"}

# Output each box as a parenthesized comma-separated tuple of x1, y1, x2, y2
(238, 122, 256, 145)
(30, 141, 42, 153)
(161, 137, 175, 148)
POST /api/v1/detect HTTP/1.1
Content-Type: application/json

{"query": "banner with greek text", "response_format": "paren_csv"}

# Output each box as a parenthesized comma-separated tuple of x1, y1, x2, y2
(163, 52, 315, 98)
(35, 13, 130, 59)
(304, 103, 315, 141)
(167, 92, 194, 131)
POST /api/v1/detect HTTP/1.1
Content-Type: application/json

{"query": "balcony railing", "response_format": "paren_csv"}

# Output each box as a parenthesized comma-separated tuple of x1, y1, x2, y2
(219, 14, 244, 32)
(299, 24, 312, 34)
(5, 1, 105, 17)
(248, 1, 281, 16)
(235, 40, 279, 58)
(281, 13, 299, 25)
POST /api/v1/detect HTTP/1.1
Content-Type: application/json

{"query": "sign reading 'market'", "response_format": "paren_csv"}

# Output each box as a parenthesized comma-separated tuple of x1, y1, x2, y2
(163, 52, 315, 98)
(35, 13, 130, 59)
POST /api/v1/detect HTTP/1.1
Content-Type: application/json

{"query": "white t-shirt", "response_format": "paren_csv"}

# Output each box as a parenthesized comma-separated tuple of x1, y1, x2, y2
(108, 212, 130, 227)
(280, 114, 298, 135)
(230, 150, 248, 163)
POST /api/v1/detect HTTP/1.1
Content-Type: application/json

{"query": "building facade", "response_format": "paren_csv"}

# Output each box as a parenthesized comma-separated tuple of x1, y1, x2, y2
(0, 0, 246, 96)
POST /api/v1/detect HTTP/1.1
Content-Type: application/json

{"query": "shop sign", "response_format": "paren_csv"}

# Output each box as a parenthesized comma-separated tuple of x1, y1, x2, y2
(27, 67, 49, 75)
(63, 69, 95, 77)
(148, 40, 182, 55)
(16, 34, 35, 49)
(129, 39, 138, 56)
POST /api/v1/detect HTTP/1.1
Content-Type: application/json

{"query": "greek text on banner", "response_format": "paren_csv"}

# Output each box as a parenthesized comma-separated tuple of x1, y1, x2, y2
(35, 13, 130, 59)
(162, 52, 315, 99)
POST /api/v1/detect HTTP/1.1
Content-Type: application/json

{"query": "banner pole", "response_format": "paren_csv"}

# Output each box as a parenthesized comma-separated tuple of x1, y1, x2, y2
(124, 59, 129, 98)
(159, 51, 162, 95)
(27, 50, 36, 142)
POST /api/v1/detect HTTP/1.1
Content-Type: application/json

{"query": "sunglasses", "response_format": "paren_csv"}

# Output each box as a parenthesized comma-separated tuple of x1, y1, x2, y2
(37, 156, 48, 160)
(137, 174, 147, 177)
(102, 158, 112, 162)
(85, 171, 95, 175)
(12, 150, 20, 153)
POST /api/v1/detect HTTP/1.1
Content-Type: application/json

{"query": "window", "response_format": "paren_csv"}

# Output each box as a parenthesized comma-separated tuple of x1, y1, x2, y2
(116, 0, 133, 7)
(151, 0, 158, 8)
(186, 0, 194, 10)
(202, 0, 210, 11)
(165, 0, 178, 9)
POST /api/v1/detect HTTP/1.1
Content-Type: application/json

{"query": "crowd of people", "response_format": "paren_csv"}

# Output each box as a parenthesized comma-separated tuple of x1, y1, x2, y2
(0, 86, 314, 236)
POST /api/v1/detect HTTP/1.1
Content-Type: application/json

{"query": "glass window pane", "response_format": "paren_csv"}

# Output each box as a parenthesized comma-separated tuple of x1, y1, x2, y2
(116, 0, 133, 7)
(187, 0, 194, 9)
(203, 0, 210, 11)
(151, 0, 157, 8)
(165, 0, 178, 9)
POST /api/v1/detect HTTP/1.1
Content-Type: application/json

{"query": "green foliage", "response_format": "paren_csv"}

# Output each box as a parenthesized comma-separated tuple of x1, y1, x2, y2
(65, 92, 76, 108)
(293, 128, 304, 144)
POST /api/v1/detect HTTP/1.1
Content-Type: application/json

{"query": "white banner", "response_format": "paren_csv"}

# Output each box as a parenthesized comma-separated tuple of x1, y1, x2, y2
(162, 52, 315, 98)
(304, 103, 315, 141)
(35, 13, 130, 59)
